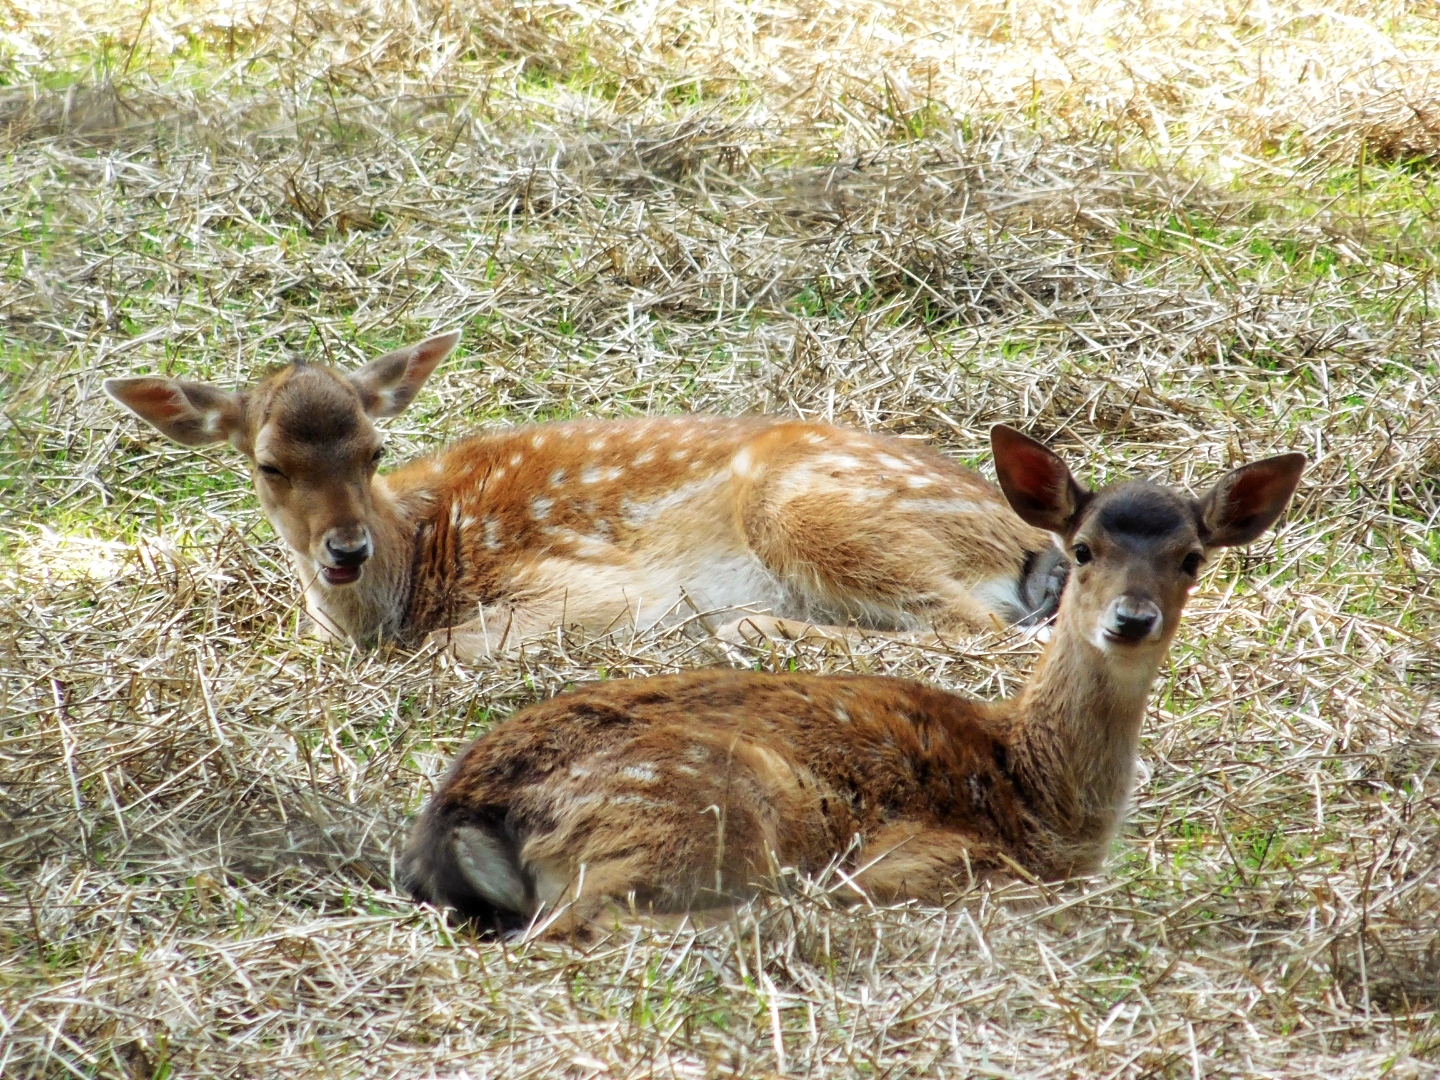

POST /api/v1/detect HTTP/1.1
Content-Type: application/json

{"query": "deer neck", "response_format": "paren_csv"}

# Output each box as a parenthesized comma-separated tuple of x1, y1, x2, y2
(298, 480, 416, 647)
(1008, 603, 1166, 872)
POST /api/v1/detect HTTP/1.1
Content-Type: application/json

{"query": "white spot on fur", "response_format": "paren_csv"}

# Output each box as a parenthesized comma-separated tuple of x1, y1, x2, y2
(549, 469, 567, 487)
(620, 763, 660, 783)
(618, 475, 724, 526)
(492, 467, 506, 482)
(803, 433, 825, 445)
(581, 465, 624, 484)
(670, 449, 689, 461)
(834, 705, 850, 723)
(588, 438, 607, 451)
(607, 794, 667, 809)
(875, 453, 908, 471)
(461, 515, 477, 529)
(529, 436, 543, 450)
(483, 516, 503, 550)
(633, 449, 656, 466)
(530, 496, 553, 521)
(450, 504, 462, 526)
(905, 474, 934, 489)
(543, 527, 613, 558)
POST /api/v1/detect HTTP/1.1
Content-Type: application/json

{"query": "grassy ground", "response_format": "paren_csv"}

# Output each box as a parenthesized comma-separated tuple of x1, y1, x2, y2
(1, 0, 1438, 1075)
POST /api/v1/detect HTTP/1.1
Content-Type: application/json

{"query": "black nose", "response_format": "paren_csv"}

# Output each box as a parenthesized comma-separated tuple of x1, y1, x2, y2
(325, 535, 371, 567)
(1111, 597, 1161, 641)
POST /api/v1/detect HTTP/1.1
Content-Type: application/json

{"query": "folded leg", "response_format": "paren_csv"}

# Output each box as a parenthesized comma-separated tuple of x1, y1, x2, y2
(740, 451, 1047, 634)
(845, 823, 1007, 904)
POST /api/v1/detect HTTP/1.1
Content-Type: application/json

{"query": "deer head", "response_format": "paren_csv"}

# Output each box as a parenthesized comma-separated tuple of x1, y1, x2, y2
(104, 331, 460, 588)
(991, 425, 1306, 656)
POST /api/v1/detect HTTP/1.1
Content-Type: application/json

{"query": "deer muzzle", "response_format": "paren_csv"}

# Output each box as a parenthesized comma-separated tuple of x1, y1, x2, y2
(1102, 595, 1163, 644)
(319, 528, 372, 586)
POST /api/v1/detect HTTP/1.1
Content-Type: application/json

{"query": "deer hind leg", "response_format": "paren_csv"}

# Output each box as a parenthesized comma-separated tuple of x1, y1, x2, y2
(737, 487, 1036, 641)
(843, 823, 1007, 905)
(518, 732, 829, 932)
(514, 808, 760, 940)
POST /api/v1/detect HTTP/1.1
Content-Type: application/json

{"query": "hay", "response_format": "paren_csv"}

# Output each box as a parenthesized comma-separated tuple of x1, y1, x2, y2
(1, 0, 1437, 1075)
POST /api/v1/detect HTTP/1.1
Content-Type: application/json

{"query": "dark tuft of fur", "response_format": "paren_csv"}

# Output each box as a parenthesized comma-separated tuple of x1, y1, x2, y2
(399, 802, 532, 935)
(1093, 484, 1189, 539)
(272, 370, 364, 445)
(1019, 546, 1070, 623)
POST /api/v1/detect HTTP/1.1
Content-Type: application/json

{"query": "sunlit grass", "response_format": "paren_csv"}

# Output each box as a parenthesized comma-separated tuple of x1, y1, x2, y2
(0, 0, 1436, 1077)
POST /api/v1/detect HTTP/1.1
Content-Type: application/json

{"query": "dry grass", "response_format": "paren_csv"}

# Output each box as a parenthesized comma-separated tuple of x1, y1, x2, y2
(1, 0, 1438, 1075)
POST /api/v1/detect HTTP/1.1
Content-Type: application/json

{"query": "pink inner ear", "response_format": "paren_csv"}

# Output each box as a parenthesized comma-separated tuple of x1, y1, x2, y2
(1008, 442, 1066, 499)
(131, 384, 187, 421)
(1229, 468, 1276, 505)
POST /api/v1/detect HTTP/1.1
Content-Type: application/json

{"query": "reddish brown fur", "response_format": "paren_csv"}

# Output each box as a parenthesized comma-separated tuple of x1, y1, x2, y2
(105, 332, 1066, 657)
(401, 429, 1306, 931)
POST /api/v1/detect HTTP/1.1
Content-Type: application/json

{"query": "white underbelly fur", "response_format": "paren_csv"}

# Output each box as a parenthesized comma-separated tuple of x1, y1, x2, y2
(969, 575, 1025, 621)
(677, 552, 788, 616)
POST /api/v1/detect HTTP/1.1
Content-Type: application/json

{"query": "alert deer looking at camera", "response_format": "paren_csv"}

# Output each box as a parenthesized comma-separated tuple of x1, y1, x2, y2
(104, 331, 1069, 657)
(401, 427, 1305, 932)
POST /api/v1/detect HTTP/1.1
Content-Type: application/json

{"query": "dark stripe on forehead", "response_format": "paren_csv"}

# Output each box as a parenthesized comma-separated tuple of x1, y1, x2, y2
(273, 369, 364, 443)
(1093, 485, 1189, 538)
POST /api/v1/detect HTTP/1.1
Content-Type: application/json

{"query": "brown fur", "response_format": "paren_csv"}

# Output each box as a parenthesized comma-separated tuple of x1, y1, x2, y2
(400, 428, 1306, 931)
(105, 332, 1065, 658)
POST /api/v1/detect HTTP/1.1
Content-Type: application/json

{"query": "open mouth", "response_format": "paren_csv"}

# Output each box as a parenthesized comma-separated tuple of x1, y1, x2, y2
(320, 564, 363, 586)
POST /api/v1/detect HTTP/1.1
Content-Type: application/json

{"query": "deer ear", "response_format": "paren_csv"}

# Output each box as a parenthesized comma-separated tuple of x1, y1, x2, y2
(1197, 452, 1307, 548)
(104, 376, 244, 447)
(990, 425, 1091, 536)
(348, 330, 460, 418)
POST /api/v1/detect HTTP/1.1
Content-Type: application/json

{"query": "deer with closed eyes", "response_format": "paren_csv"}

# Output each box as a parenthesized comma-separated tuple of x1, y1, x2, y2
(104, 331, 1069, 657)
(401, 426, 1305, 932)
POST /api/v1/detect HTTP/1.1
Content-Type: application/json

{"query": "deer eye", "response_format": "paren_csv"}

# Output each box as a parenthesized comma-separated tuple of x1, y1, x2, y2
(371, 445, 385, 464)
(1072, 542, 1092, 565)
(258, 464, 285, 480)
(1181, 552, 1203, 576)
